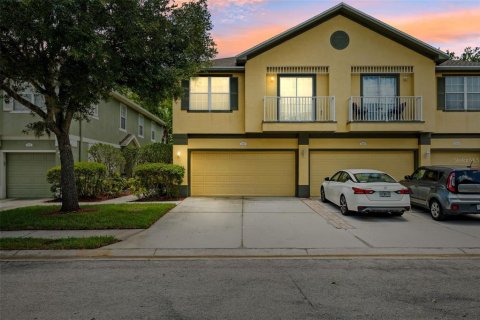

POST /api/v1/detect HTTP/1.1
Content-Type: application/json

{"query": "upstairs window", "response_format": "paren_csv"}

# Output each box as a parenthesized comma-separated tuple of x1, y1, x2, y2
(91, 104, 99, 119)
(151, 124, 156, 142)
(9, 89, 45, 112)
(362, 75, 398, 97)
(138, 114, 144, 137)
(439, 76, 480, 111)
(120, 104, 127, 131)
(181, 76, 238, 112)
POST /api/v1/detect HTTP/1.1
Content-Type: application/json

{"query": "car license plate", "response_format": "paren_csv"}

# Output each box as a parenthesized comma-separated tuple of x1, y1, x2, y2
(379, 191, 391, 197)
(477, 204, 480, 210)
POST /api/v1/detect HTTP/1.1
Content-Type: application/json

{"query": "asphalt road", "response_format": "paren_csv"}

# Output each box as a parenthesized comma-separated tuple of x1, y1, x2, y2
(1, 259, 479, 319)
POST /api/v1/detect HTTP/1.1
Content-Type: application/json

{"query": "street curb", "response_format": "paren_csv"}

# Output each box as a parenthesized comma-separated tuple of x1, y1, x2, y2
(2, 247, 480, 260)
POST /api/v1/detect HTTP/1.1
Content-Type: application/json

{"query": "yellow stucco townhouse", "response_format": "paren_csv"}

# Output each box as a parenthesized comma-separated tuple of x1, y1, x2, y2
(173, 3, 480, 198)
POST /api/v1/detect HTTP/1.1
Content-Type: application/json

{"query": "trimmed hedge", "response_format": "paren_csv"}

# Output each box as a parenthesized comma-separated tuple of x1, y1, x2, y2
(131, 163, 184, 198)
(47, 162, 107, 199)
(138, 143, 172, 164)
(88, 143, 125, 176)
(121, 145, 140, 178)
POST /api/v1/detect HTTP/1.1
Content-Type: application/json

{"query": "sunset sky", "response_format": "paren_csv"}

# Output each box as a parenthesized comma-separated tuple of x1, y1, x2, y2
(195, 0, 480, 58)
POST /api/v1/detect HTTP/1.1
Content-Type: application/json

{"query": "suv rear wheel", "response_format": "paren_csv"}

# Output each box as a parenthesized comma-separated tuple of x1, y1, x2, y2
(430, 199, 445, 221)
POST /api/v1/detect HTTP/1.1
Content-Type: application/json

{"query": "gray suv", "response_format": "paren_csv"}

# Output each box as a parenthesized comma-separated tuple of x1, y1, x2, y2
(401, 166, 480, 220)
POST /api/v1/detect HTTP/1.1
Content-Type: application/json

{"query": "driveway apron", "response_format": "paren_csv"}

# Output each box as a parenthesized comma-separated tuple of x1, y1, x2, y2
(109, 197, 364, 249)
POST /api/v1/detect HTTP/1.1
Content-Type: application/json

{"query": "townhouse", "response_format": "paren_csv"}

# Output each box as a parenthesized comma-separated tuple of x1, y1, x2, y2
(172, 3, 480, 198)
(1, 91, 165, 198)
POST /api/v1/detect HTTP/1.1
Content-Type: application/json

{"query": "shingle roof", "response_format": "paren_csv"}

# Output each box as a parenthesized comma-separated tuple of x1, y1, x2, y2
(211, 57, 237, 67)
(204, 57, 244, 72)
(436, 60, 480, 71)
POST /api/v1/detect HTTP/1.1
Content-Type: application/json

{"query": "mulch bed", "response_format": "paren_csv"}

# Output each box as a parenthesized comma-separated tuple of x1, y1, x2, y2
(134, 195, 185, 202)
(45, 191, 130, 203)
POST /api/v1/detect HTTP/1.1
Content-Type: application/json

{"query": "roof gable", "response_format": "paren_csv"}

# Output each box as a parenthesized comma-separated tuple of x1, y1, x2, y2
(235, 2, 449, 64)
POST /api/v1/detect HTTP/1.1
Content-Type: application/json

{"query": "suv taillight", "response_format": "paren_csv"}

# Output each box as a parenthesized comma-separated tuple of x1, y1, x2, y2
(446, 172, 456, 193)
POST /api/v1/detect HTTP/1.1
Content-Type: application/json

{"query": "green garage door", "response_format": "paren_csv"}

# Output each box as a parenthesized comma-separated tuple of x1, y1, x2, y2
(7, 153, 56, 198)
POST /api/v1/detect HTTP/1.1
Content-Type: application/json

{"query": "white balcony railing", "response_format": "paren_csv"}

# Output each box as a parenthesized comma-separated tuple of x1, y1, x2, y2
(348, 96, 423, 122)
(264, 96, 336, 122)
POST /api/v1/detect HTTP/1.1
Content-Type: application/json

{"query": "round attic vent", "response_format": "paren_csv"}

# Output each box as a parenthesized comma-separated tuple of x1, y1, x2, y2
(330, 31, 349, 50)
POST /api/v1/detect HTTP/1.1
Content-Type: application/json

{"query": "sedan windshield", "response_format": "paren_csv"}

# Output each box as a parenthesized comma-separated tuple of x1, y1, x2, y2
(354, 173, 396, 183)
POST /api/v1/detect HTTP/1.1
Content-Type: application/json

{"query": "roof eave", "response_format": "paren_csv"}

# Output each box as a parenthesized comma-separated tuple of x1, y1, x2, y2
(109, 92, 166, 127)
(202, 66, 245, 72)
(436, 66, 480, 72)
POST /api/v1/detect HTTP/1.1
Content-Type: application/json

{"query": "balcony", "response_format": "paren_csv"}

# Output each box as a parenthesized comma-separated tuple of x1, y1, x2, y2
(348, 96, 423, 122)
(264, 96, 336, 122)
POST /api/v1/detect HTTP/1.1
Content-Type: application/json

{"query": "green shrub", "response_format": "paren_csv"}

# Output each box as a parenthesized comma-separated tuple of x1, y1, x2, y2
(47, 162, 107, 199)
(131, 163, 184, 198)
(121, 145, 140, 178)
(102, 174, 127, 198)
(138, 143, 172, 164)
(88, 143, 126, 176)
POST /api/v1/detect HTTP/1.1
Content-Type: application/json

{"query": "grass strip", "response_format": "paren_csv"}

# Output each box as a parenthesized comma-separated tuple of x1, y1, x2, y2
(0, 203, 175, 230)
(0, 236, 118, 250)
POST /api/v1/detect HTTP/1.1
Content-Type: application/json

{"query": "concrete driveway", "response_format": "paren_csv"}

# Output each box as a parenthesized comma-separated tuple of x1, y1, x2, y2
(110, 197, 480, 250)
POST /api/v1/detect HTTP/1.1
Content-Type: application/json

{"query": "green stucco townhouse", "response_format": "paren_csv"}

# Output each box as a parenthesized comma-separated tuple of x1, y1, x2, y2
(0, 90, 166, 198)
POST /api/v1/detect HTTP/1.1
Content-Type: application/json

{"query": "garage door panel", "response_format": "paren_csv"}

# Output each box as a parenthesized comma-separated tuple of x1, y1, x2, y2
(431, 151, 480, 167)
(7, 153, 56, 198)
(191, 151, 295, 196)
(310, 151, 414, 197)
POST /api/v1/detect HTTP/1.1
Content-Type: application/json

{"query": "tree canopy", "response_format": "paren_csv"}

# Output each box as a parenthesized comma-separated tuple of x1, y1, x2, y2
(446, 46, 480, 62)
(0, 0, 216, 211)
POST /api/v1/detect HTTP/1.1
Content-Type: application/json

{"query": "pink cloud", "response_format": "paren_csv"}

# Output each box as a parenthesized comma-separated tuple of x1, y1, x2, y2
(214, 6, 479, 58)
(385, 8, 480, 44)
(214, 24, 286, 57)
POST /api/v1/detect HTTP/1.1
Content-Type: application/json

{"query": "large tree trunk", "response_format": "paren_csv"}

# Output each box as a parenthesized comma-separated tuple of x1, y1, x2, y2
(56, 133, 80, 212)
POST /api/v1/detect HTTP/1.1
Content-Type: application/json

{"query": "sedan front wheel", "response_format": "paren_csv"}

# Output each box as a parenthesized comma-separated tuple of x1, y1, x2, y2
(320, 187, 327, 203)
(339, 195, 351, 216)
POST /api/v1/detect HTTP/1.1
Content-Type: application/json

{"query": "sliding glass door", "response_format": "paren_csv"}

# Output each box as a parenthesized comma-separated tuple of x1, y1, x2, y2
(361, 75, 398, 120)
(279, 76, 314, 121)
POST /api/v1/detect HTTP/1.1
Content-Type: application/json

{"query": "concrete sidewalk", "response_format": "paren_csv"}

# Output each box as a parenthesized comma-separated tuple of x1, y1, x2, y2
(1, 247, 480, 260)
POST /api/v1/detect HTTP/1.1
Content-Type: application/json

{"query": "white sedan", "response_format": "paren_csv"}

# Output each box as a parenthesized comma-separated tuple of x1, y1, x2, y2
(320, 169, 411, 216)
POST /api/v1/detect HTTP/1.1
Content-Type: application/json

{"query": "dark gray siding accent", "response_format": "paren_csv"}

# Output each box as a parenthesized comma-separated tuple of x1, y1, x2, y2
(297, 185, 310, 198)
(181, 80, 189, 110)
(437, 77, 445, 110)
(298, 133, 309, 145)
(419, 133, 431, 145)
(173, 134, 188, 145)
(230, 77, 239, 111)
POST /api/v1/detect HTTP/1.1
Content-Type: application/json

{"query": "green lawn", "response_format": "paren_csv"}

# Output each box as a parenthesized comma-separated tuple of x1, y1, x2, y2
(0, 236, 118, 250)
(0, 204, 175, 230)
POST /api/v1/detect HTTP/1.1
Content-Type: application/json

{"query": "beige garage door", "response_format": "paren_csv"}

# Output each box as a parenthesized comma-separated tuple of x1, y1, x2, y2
(7, 153, 56, 198)
(431, 151, 480, 167)
(310, 150, 415, 196)
(190, 151, 296, 196)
